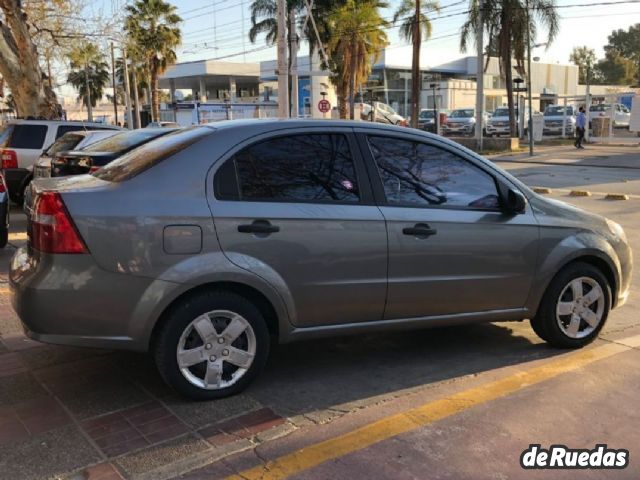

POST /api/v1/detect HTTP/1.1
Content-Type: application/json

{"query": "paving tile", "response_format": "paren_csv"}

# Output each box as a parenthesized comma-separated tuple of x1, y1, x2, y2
(115, 434, 209, 478)
(0, 425, 101, 480)
(15, 396, 72, 435)
(66, 463, 124, 480)
(198, 408, 285, 446)
(171, 459, 235, 480)
(99, 434, 149, 458)
(0, 372, 48, 406)
(0, 351, 29, 377)
(0, 340, 7, 353)
(0, 416, 30, 447)
(165, 393, 262, 429)
(0, 334, 42, 352)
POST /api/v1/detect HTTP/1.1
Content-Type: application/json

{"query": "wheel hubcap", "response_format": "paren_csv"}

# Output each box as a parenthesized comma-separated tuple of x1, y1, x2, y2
(556, 277, 605, 339)
(176, 310, 256, 390)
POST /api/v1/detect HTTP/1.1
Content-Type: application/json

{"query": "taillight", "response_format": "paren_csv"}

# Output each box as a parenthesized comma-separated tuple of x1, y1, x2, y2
(0, 175, 5, 193)
(89, 166, 101, 173)
(1, 149, 18, 169)
(32, 192, 88, 254)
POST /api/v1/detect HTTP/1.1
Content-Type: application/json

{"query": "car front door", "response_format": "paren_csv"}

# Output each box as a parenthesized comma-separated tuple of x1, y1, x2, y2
(210, 129, 388, 328)
(359, 132, 539, 320)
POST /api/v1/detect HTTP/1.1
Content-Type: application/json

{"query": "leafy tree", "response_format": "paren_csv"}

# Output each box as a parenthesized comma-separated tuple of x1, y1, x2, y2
(326, 0, 388, 119)
(67, 42, 110, 119)
(593, 52, 636, 86)
(603, 24, 640, 85)
(125, 0, 181, 121)
(0, 0, 59, 118)
(461, 0, 559, 136)
(569, 46, 596, 85)
(393, 0, 441, 127)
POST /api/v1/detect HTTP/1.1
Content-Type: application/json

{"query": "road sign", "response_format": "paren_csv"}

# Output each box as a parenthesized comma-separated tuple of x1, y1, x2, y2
(318, 99, 331, 113)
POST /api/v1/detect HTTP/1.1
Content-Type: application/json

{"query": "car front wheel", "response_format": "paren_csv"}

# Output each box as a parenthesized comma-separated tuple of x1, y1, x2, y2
(531, 262, 610, 348)
(155, 291, 270, 400)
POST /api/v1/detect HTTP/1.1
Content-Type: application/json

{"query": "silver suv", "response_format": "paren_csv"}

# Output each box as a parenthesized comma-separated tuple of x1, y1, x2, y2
(10, 120, 632, 400)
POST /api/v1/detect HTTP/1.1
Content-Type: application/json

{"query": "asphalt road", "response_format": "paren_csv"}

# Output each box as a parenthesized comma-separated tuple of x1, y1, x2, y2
(0, 144, 639, 480)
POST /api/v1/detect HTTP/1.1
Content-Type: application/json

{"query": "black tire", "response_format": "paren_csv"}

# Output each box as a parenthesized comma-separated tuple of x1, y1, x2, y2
(154, 290, 270, 400)
(531, 262, 611, 348)
(0, 228, 7, 249)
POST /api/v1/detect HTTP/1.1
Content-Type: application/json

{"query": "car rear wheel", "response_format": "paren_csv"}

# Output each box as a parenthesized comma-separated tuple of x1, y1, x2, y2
(531, 262, 610, 348)
(154, 291, 270, 400)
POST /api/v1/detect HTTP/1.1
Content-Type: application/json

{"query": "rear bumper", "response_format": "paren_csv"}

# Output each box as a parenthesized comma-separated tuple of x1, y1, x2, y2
(9, 246, 171, 352)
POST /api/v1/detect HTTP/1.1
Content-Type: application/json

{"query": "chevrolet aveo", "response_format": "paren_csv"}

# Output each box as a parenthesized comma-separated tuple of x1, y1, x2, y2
(10, 120, 632, 400)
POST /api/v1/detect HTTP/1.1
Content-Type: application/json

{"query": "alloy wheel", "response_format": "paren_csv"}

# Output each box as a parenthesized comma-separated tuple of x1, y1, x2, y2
(555, 277, 605, 339)
(176, 310, 256, 390)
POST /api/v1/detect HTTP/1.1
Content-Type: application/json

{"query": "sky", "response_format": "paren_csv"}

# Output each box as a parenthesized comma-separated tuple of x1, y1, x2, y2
(167, 0, 640, 66)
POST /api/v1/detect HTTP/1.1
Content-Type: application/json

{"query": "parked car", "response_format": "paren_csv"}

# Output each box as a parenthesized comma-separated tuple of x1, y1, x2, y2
(147, 121, 181, 128)
(486, 107, 529, 137)
(441, 108, 488, 136)
(417, 109, 449, 133)
(543, 105, 576, 136)
(0, 120, 120, 205)
(50, 128, 177, 177)
(0, 173, 8, 248)
(33, 130, 122, 179)
(361, 102, 407, 125)
(12, 120, 632, 400)
(589, 103, 631, 129)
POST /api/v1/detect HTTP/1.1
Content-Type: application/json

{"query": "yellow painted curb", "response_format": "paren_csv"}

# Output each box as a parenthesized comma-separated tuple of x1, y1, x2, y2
(226, 336, 639, 480)
(569, 190, 591, 197)
(605, 193, 629, 201)
(533, 187, 552, 194)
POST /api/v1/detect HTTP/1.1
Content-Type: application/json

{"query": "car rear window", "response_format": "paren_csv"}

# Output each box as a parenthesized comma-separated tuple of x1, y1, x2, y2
(93, 127, 213, 182)
(1, 124, 48, 149)
(84, 129, 173, 154)
(46, 133, 84, 156)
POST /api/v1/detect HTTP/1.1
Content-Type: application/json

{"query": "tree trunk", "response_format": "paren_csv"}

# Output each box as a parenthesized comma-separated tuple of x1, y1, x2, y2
(151, 61, 159, 122)
(349, 44, 357, 120)
(505, 53, 517, 137)
(0, 0, 59, 119)
(410, 0, 421, 128)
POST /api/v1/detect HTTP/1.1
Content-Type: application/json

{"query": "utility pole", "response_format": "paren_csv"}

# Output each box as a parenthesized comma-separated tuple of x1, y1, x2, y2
(276, 0, 289, 118)
(110, 42, 119, 125)
(475, 0, 484, 151)
(122, 47, 133, 130)
(525, 0, 534, 156)
(84, 62, 93, 122)
(410, 0, 421, 129)
(290, 10, 299, 118)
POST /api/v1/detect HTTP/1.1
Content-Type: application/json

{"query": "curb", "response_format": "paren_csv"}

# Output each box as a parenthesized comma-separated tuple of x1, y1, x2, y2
(570, 190, 592, 197)
(533, 187, 552, 194)
(605, 193, 630, 201)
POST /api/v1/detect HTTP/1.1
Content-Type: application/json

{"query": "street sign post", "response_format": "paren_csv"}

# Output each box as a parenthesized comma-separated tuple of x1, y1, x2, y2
(318, 99, 331, 117)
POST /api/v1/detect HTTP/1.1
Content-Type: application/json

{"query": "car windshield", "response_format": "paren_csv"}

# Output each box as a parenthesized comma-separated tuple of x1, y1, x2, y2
(93, 127, 213, 182)
(590, 104, 609, 112)
(450, 109, 474, 118)
(45, 133, 84, 156)
(419, 111, 435, 119)
(83, 129, 173, 154)
(545, 106, 574, 116)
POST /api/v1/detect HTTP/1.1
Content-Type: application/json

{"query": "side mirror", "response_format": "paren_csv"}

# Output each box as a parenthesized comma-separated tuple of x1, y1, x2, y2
(505, 188, 526, 214)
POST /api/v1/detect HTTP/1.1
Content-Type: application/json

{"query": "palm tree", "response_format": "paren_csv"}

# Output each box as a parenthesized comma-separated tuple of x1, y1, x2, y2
(393, 0, 441, 127)
(461, 0, 559, 136)
(125, 0, 181, 122)
(67, 42, 110, 121)
(326, 0, 389, 119)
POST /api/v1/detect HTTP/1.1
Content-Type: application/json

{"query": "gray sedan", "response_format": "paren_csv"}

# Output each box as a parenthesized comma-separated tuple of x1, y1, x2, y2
(10, 120, 632, 400)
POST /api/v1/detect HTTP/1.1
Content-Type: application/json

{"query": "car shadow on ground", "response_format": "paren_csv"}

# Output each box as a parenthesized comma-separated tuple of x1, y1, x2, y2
(113, 321, 563, 418)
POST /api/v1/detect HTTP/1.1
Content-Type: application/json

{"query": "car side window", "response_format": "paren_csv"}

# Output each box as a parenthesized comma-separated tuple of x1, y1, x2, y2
(217, 134, 360, 203)
(8, 124, 48, 149)
(368, 136, 501, 210)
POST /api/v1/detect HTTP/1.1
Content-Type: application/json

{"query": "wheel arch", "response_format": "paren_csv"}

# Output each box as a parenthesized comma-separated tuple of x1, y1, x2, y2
(149, 281, 281, 351)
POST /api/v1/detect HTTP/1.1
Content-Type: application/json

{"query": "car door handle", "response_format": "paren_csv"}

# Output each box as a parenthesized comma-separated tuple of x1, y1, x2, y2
(238, 221, 280, 234)
(403, 224, 437, 237)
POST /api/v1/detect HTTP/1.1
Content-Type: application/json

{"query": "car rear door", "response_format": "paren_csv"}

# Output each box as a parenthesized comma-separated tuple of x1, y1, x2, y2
(357, 130, 539, 320)
(209, 128, 388, 328)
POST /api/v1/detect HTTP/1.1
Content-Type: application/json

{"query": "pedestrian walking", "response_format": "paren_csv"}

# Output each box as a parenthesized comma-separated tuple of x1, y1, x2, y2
(575, 106, 587, 149)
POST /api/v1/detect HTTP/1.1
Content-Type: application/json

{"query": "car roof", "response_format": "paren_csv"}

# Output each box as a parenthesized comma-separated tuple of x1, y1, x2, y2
(6, 119, 120, 128)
